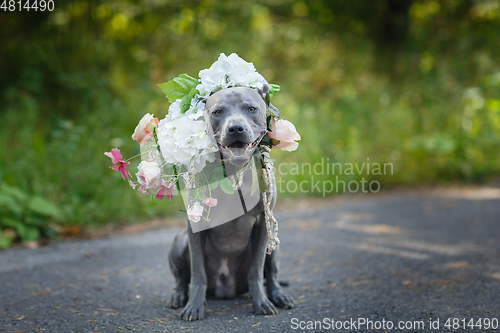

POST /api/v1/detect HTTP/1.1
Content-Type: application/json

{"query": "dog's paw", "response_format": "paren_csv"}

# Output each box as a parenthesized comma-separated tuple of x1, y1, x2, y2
(170, 289, 188, 309)
(180, 299, 205, 321)
(268, 288, 294, 309)
(252, 295, 278, 315)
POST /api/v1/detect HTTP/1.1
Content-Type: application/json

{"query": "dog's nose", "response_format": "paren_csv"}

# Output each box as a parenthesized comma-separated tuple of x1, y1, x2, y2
(228, 125, 245, 134)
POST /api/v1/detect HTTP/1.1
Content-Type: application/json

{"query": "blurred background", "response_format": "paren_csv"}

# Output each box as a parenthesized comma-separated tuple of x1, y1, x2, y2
(1, 0, 499, 248)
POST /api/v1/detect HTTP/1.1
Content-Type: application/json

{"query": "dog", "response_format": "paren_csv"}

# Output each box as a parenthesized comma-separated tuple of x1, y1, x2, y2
(168, 85, 294, 321)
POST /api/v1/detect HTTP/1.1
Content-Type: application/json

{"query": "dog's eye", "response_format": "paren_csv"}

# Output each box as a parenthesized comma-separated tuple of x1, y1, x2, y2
(248, 107, 256, 113)
(213, 109, 221, 115)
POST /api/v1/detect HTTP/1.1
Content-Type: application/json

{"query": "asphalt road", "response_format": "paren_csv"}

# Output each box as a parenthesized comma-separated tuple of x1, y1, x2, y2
(1, 187, 500, 333)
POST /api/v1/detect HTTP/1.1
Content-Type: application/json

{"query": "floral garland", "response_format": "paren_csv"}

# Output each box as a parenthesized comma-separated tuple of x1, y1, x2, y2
(105, 53, 300, 240)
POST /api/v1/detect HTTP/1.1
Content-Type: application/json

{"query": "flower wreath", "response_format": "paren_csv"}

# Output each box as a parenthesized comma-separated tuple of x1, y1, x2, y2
(105, 53, 300, 253)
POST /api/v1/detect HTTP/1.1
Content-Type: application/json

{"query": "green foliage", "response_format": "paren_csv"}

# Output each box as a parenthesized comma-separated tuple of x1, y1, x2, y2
(180, 88, 200, 113)
(0, 184, 61, 248)
(157, 74, 200, 113)
(157, 74, 199, 104)
(1, 0, 500, 248)
(268, 84, 280, 101)
(267, 104, 280, 119)
(219, 178, 235, 195)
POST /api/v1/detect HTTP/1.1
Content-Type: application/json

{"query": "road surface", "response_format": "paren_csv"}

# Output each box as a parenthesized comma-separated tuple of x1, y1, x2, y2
(1, 187, 500, 332)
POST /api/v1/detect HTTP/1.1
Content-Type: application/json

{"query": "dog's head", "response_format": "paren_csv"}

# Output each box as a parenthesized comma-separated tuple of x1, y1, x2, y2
(204, 86, 269, 166)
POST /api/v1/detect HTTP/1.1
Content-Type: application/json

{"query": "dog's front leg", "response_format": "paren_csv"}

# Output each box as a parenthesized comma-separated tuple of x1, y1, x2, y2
(181, 222, 207, 321)
(248, 212, 278, 315)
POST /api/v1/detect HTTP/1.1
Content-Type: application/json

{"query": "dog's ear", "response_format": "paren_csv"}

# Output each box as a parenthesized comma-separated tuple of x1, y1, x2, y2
(257, 84, 270, 105)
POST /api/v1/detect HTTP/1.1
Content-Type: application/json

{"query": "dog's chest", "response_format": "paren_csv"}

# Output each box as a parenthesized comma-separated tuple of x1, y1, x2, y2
(205, 214, 258, 256)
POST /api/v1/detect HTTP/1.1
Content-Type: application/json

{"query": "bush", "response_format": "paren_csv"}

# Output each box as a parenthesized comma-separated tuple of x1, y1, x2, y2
(0, 183, 61, 248)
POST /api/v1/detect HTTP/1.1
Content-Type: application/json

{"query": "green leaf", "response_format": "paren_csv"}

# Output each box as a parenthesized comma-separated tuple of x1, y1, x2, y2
(251, 150, 268, 194)
(266, 115, 272, 131)
(270, 138, 281, 147)
(0, 184, 28, 202)
(180, 88, 200, 114)
(173, 165, 181, 192)
(27, 196, 62, 219)
(157, 74, 199, 103)
(2, 217, 23, 229)
(20, 225, 40, 242)
(258, 171, 268, 193)
(210, 166, 225, 182)
(0, 234, 14, 249)
(206, 166, 224, 191)
(267, 103, 280, 118)
(0, 193, 23, 216)
(263, 154, 274, 167)
(268, 84, 280, 100)
(251, 167, 259, 196)
(259, 134, 272, 148)
(2, 217, 25, 238)
(219, 178, 234, 195)
(25, 216, 44, 226)
(189, 186, 205, 200)
(208, 180, 219, 191)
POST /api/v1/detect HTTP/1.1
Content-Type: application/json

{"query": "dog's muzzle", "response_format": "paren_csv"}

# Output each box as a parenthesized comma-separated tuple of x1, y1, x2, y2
(218, 135, 262, 166)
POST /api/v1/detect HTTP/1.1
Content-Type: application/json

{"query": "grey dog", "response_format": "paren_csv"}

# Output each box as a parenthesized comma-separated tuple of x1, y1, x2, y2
(168, 85, 294, 321)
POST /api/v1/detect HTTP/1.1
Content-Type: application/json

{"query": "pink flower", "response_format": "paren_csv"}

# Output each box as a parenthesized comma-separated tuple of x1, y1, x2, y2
(128, 179, 138, 189)
(137, 185, 148, 194)
(104, 149, 131, 179)
(268, 119, 301, 151)
(156, 182, 174, 201)
(132, 113, 159, 145)
(136, 161, 162, 189)
(202, 197, 217, 207)
(187, 202, 203, 223)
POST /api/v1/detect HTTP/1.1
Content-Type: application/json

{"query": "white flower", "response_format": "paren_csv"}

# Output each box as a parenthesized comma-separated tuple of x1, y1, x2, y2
(268, 119, 301, 151)
(157, 110, 217, 174)
(167, 100, 182, 118)
(136, 161, 162, 189)
(187, 202, 203, 223)
(196, 53, 268, 98)
(132, 113, 159, 145)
